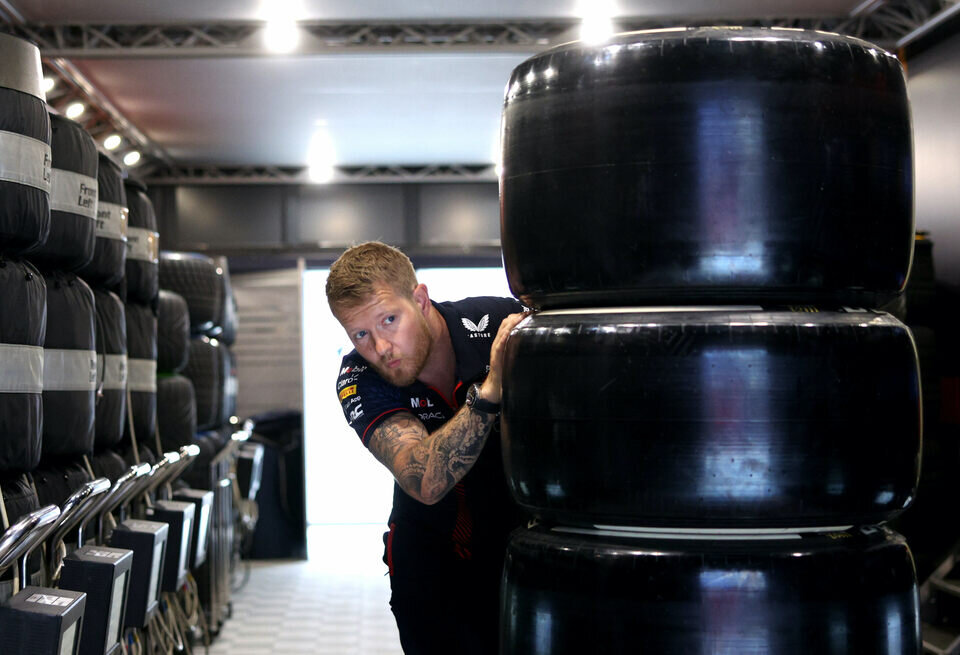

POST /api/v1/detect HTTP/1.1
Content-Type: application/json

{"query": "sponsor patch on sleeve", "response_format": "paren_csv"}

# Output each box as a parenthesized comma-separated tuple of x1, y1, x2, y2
(339, 384, 357, 401)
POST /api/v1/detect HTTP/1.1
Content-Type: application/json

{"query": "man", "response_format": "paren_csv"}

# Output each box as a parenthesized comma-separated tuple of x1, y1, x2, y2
(327, 241, 528, 655)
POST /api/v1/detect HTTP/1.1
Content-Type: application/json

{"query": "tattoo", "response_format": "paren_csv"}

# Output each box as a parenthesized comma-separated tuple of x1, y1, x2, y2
(368, 408, 497, 504)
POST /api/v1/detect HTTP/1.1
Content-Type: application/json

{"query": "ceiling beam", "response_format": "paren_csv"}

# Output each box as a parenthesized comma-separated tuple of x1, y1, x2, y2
(144, 164, 497, 186)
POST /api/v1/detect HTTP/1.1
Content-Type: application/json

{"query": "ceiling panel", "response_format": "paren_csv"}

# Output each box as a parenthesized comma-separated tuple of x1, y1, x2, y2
(73, 54, 525, 165)
(15, 0, 862, 23)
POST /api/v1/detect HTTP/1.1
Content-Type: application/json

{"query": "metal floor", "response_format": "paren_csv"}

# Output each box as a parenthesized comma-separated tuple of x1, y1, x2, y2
(208, 524, 402, 655)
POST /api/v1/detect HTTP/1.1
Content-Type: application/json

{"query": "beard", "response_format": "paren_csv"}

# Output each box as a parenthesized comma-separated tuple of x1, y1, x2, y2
(372, 313, 432, 388)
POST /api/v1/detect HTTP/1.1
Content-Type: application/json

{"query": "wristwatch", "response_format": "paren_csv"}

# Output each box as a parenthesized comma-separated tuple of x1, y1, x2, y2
(465, 383, 500, 415)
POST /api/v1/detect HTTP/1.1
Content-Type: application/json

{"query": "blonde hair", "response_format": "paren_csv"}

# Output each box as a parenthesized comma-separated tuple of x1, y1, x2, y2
(326, 241, 418, 313)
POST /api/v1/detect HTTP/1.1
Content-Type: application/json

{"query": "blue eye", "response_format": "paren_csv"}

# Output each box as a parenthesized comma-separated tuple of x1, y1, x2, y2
(384, 315, 396, 325)
(354, 330, 367, 340)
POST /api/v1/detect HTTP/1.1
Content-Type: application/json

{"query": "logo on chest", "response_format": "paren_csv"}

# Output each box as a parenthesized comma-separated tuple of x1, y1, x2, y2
(462, 315, 491, 339)
(411, 397, 435, 409)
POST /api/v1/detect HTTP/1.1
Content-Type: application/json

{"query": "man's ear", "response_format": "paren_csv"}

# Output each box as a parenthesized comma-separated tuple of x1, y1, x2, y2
(412, 283, 430, 315)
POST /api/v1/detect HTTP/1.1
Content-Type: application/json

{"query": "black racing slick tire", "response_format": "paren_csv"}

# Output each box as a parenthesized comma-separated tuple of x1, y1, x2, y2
(159, 252, 223, 335)
(501, 308, 921, 529)
(33, 458, 93, 508)
(0, 34, 50, 256)
(501, 524, 920, 655)
(90, 449, 128, 483)
(30, 113, 97, 271)
(157, 374, 197, 453)
(500, 27, 913, 309)
(124, 301, 158, 449)
(93, 287, 127, 451)
(0, 473, 41, 601)
(40, 270, 96, 459)
(183, 336, 227, 431)
(124, 178, 159, 305)
(0, 256, 45, 474)
(157, 289, 190, 373)
(77, 153, 127, 288)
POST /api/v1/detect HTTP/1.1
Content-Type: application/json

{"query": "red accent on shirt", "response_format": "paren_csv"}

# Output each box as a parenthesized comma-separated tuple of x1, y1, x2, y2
(361, 408, 408, 446)
(387, 522, 396, 576)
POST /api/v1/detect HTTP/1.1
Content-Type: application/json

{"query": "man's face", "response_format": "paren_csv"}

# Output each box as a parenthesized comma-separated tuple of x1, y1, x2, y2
(335, 284, 432, 387)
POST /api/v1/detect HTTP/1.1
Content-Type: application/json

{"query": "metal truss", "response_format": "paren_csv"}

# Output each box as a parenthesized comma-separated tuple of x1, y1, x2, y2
(144, 164, 497, 186)
(2, 1, 954, 57)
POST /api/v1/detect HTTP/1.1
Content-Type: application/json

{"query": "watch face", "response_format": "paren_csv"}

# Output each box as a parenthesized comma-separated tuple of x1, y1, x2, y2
(467, 384, 481, 407)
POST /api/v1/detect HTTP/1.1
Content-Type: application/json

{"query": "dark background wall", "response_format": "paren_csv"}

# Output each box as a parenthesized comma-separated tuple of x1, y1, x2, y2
(149, 181, 503, 272)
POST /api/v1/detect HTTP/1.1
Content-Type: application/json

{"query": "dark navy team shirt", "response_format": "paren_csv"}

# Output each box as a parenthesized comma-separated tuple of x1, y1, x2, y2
(335, 296, 524, 561)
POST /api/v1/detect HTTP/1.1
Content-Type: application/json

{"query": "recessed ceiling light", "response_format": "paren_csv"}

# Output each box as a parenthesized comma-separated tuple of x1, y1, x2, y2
(579, 0, 617, 44)
(264, 19, 300, 53)
(65, 102, 85, 119)
(42, 77, 55, 93)
(307, 130, 336, 184)
(123, 151, 141, 166)
(104, 134, 122, 150)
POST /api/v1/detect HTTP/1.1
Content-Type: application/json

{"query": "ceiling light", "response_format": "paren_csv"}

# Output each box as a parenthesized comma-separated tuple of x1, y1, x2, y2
(103, 134, 122, 150)
(261, 0, 302, 53)
(307, 130, 336, 184)
(579, 0, 618, 44)
(264, 19, 300, 53)
(65, 102, 85, 120)
(42, 77, 55, 93)
(123, 151, 141, 166)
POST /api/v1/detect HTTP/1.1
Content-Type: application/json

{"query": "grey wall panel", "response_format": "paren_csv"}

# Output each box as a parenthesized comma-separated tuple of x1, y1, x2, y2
(909, 32, 960, 287)
(175, 185, 285, 247)
(297, 184, 405, 246)
(232, 267, 303, 416)
(419, 183, 500, 246)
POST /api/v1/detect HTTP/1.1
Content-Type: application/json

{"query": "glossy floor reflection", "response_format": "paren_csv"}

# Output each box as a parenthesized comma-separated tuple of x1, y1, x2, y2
(208, 524, 402, 655)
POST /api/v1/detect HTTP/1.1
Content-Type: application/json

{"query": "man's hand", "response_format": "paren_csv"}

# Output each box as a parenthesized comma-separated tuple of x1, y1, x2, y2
(479, 310, 531, 404)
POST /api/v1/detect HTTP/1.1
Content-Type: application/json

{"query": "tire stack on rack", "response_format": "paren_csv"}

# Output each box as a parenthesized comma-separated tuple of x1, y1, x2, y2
(0, 33, 62, 599)
(159, 251, 239, 636)
(118, 177, 161, 471)
(27, 112, 116, 535)
(499, 28, 922, 654)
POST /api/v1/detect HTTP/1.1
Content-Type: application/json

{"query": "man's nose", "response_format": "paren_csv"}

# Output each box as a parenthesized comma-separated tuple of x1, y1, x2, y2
(373, 334, 391, 357)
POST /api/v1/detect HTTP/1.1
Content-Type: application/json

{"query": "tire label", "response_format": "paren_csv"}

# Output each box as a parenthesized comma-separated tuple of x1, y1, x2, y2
(0, 129, 51, 192)
(43, 349, 97, 392)
(49, 168, 98, 219)
(97, 353, 128, 390)
(127, 358, 157, 393)
(127, 227, 159, 263)
(96, 201, 129, 241)
(0, 343, 43, 393)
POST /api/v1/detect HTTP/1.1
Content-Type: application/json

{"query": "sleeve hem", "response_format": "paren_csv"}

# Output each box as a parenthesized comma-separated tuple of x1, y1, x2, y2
(361, 407, 410, 447)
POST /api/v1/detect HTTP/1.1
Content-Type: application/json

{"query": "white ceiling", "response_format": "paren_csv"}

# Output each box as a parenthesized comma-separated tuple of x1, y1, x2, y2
(71, 54, 525, 166)
(15, 1, 861, 23)
(11, 0, 866, 170)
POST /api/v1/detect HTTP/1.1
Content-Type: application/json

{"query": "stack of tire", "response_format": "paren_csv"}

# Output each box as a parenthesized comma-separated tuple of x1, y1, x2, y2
(498, 28, 921, 654)
(0, 33, 66, 597)
(29, 119, 122, 519)
(158, 252, 239, 460)
(119, 177, 160, 469)
(157, 251, 239, 634)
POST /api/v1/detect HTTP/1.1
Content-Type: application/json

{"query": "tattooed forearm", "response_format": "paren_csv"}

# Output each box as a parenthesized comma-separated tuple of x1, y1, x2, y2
(368, 408, 496, 505)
